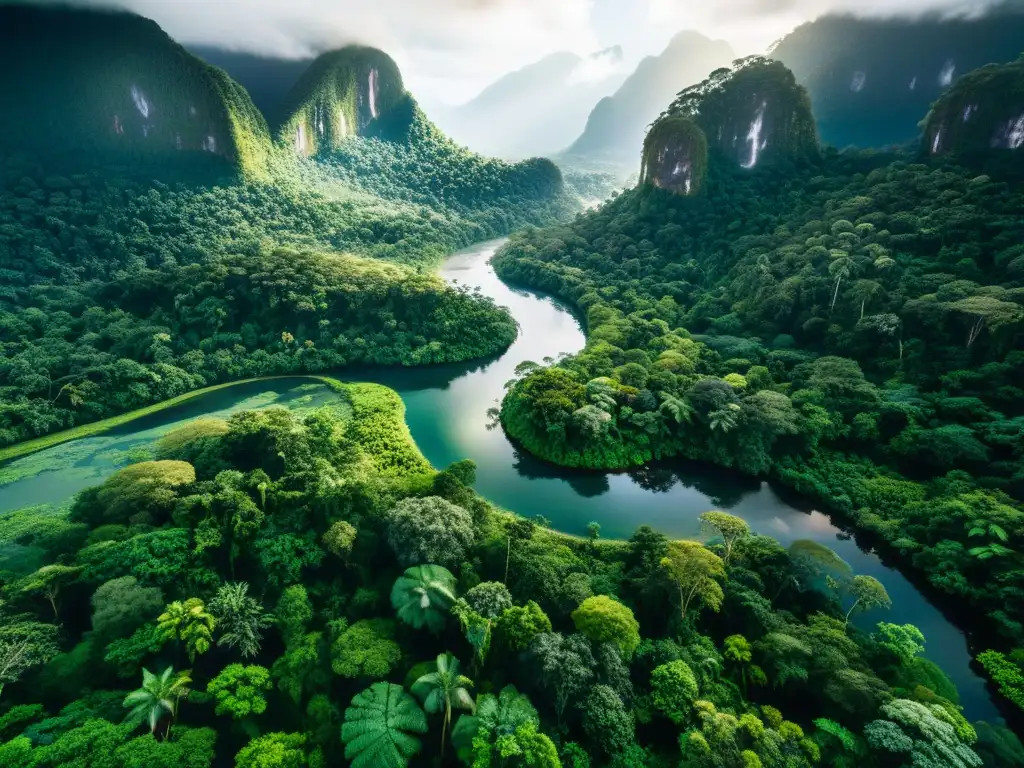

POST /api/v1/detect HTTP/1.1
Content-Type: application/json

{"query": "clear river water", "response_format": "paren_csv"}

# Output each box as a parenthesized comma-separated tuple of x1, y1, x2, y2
(0, 239, 1001, 722)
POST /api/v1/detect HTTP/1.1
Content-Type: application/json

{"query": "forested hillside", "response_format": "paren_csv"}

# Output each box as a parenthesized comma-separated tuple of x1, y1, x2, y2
(0, 8, 578, 449)
(1, 380, 1016, 767)
(495, 58, 1024, 667)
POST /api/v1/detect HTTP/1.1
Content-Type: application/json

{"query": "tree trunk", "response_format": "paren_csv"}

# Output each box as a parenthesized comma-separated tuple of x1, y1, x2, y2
(844, 598, 861, 628)
(504, 536, 511, 583)
(441, 706, 450, 759)
(860, 299, 865, 320)
(967, 316, 984, 347)
(830, 276, 842, 311)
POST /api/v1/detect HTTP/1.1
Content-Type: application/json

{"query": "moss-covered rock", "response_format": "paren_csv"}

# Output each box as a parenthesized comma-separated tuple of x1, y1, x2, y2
(0, 5, 272, 180)
(275, 46, 413, 154)
(639, 117, 708, 195)
(922, 56, 1024, 162)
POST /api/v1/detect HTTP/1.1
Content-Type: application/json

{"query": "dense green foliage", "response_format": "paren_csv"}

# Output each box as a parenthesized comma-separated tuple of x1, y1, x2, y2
(0, 244, 517, 447)
(1, 384, 1016, 767)
(496, 108, 1024, 652)
(0, 6, 578, 452)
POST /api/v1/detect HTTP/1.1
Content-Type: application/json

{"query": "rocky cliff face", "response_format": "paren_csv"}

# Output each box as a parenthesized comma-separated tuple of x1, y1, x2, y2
(276, 46, 411, 155)
(639, 117, 708, 195)
(642, 58, 818, 195)
(923, 57, 1024, 160)
(0, 5, 272, 179)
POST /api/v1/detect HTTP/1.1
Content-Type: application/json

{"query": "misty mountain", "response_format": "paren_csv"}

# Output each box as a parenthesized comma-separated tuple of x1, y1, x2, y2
(188, 46, 313, 125)
(771, 11, 1024, 149)
(428, 47, 627, 160)
(561, 31, 735, 167)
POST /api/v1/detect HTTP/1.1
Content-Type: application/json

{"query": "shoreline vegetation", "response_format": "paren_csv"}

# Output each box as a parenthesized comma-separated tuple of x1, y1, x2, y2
(0, 376, 430, 477)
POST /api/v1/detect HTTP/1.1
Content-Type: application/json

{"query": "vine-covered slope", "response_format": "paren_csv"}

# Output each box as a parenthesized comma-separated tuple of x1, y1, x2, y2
(495, 61, 1024, 654)
(0, 5, 273, 180)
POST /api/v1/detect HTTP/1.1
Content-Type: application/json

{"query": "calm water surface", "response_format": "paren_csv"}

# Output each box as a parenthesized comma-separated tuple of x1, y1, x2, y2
(0, 239, 999, 721)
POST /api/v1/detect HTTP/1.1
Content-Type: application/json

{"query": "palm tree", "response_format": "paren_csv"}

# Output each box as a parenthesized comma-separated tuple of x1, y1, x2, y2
(123, 667, 191, 740)
(390, 565, 456, 633)
(208, 582, 273, 658)
(412, 653, 475, 757)
(157, 598, 215, 663)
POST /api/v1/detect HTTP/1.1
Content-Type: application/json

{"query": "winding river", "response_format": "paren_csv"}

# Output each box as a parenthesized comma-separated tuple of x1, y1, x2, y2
(0, 239, 1000, 721)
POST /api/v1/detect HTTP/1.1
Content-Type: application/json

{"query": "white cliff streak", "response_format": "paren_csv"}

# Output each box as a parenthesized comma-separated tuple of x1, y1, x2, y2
(130, 85, 150, 118)
(741, 101, 767, 169)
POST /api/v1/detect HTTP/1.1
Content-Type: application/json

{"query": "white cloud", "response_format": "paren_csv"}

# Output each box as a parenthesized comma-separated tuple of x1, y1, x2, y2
(47, 0, 1018, 103)
(69, 0, 597, 104)
(650, 0, 1010, 56)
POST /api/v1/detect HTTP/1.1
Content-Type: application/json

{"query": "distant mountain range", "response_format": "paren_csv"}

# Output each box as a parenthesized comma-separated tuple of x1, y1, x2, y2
(560, 31, 736, 166)
(771, 11, 1024, 148)
(427, 47, 627, 160)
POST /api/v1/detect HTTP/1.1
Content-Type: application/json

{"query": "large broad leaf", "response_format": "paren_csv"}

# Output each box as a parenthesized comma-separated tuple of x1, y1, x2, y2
(390, 565, 456, 632)
(342, 682, 428, 768)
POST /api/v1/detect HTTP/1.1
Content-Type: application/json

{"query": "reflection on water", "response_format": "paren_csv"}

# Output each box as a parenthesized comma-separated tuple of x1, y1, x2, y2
(0, 239, 1000, 722)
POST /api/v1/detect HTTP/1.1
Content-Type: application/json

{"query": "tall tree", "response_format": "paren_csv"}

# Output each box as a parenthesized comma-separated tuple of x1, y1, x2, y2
(0, 619, 60, 700)
(571, 596, 641, 660)
(529, 633, 595, 722)
(698, 511, 750, 566)
(660, 542, 725, 621)
(16, 565, 81, 620)
(844, 576, 892, 627)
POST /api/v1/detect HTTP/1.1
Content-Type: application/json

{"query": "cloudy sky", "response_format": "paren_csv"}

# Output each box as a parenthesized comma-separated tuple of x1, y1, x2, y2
(60, 0, 1012, 104)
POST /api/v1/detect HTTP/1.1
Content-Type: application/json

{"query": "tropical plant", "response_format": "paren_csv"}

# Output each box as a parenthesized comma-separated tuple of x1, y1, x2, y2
(391, 565, 457, 633)
(122, 667, 191, 738)
(411, 652, 475, 757)
(206, 664, 273, 719)
(660, 542, 725, 621)
(208, 582, 274, 658)
(156, 598, 215, 662)
(341, 682, 428, 768)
